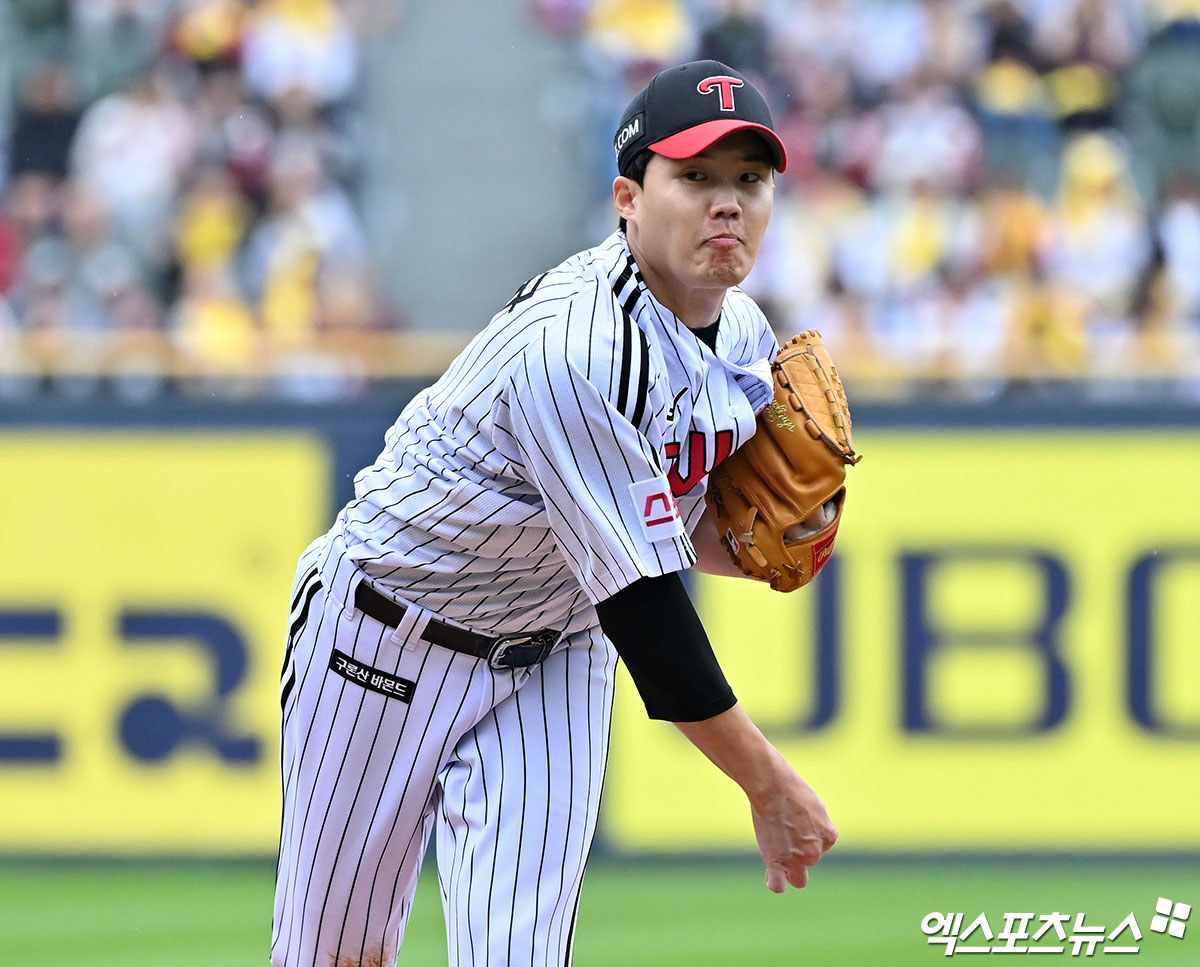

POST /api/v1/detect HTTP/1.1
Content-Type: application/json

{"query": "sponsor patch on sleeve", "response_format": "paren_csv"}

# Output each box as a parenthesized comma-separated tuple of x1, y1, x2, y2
(629, 477, 685, 543)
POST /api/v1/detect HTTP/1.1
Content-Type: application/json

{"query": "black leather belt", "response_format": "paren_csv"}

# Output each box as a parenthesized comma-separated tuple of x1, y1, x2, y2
(353, 580, 559, 670)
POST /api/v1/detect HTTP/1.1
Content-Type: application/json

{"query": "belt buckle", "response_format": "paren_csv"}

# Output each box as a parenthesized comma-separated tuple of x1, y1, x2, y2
(488, 629, 558, 670)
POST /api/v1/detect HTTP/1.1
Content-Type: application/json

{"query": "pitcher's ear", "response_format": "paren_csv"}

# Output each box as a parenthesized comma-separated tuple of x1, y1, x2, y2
(613, 176, 639, 222)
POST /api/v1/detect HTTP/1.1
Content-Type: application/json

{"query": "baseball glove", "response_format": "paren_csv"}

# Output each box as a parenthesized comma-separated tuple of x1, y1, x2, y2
(704, 331, 861, 592)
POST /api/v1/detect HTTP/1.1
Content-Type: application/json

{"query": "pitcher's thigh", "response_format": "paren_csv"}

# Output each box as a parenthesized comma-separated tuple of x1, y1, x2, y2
(436, 630, 618, 967)
(273, 592, 484, 967)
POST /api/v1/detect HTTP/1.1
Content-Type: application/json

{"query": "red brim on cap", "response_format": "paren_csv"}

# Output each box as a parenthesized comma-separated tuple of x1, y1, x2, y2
(649, 119, 788, 172)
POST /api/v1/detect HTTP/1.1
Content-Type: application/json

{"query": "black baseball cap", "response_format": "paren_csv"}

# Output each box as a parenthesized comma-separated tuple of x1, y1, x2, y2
(614, 60, 787, 177)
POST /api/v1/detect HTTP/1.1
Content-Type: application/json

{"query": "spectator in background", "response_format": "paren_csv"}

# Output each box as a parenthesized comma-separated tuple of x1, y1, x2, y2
(69, 65, 198, 285)
(1038, 130, 1153, 373)
(4, 0, 71, 96)
(174, 163, 251, 275)
(975, 172, 1050, 279)
(3, 177, 164, 399)
(168, 0, 248, 75)
(29, 178, 148, 327)
(849, 179, 979, 382)
(1002, 262, 1090, 386)
(239, 134, 368, 348)
(70, 0, 175, 102)
(240, 0, 365, 193)
(767, 55, 858, 186)
(971, 0, 1062, 197)
(0, 290, 27, 397)
(0, 208, 19, 297)
(2, 170, 60, 261)
(1155, 172, 1200, 327)
(1041, 130, 1152, 311)
(530, 0, 591, 37)
(190, 66, 278, 211)
(269, 75, 363, 195)
(3, 175, 157, 398)
(1122, 4, 1200, 206)
(770, 0, 857, 73)
(161, 3, 258, 388)
(1034, 0, 1141, 134)
(0, 195, 23, 392)
(241, 0, 360, 113)
(922, 0, 987, 87)
(845, 0, 932, 101)
(583, 0, 693, 65)
(1125, 169, 1200, 388)
(575, 0, 695, 231)
(169, 261, 260, 394)
(878, 178, 978, 297)
(2, 59, 81, 342)
(929, 261, 1014, 399)
(868, 80, 982, 195)
(7, 60, 81, 182)
(697, 0, 770, 81)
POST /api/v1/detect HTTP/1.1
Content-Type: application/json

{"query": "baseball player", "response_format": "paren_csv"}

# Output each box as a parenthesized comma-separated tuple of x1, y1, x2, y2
(271, 60, 838, 967)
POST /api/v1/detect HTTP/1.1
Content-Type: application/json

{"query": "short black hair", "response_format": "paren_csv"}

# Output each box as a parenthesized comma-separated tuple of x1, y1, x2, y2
(618, 148, 654, 233)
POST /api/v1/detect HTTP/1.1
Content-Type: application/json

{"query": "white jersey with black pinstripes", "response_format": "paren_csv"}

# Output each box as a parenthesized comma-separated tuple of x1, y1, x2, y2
(337, 231, 777, 632)
(272, 230, 780, 967)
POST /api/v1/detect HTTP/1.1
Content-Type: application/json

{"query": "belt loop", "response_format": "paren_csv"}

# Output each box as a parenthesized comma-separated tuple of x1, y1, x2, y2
(342, 570, 362, 622)
(389, 603, 428, 649)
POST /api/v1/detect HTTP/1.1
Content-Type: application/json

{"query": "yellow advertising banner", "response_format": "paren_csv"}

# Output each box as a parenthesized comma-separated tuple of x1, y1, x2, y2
(3, 428, 1197, 855)
(603, 431, 1200, 852)
(0, 432, 329, 853)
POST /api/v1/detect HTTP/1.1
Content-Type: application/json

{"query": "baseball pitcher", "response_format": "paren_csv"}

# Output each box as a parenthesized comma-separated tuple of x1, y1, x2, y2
(272, 59, 856, 967)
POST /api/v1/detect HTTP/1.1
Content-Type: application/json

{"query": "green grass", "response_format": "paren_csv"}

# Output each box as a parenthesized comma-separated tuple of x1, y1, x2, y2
(1, 856, 1197, 965)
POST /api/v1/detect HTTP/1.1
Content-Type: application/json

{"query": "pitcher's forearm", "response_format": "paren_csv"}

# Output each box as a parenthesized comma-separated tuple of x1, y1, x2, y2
(674, 704, 789, 805)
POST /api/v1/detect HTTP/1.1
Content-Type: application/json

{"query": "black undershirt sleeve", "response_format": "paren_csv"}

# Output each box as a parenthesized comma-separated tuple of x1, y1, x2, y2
(594, 571, 736, 722)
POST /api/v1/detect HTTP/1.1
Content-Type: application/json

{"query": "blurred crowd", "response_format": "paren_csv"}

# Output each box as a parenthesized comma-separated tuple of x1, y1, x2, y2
(3, 1, 1200, 402)
(537, 0, 1200, 400)
(0, 0, 390, 400)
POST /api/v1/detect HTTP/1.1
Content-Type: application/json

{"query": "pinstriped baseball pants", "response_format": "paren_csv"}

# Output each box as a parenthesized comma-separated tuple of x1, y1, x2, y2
(271, 533, 618, 967)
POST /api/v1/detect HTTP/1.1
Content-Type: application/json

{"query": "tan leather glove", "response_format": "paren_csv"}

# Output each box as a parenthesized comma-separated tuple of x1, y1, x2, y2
(704, 331, 862, 592)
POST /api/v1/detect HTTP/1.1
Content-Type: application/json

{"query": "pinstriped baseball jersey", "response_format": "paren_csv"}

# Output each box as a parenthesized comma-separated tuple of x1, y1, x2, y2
(270, 54, 824, 967)
(338, 231, 777, 635)
(272, 229, 781, 967)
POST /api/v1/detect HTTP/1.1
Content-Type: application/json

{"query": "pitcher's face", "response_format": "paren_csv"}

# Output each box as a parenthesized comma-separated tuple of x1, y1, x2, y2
(617, 131, 775, 310)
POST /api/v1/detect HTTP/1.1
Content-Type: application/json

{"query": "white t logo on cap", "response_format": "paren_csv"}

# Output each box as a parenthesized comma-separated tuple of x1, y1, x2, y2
(697, 75, 744, 111)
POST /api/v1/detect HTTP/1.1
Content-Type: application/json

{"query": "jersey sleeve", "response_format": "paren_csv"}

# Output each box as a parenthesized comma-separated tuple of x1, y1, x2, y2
(496, 289, 695, 603)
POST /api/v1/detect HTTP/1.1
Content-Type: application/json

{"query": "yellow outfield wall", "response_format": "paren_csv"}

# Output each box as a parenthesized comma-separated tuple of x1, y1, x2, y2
(606, 430, 1200, 853)
(0, 427, 1196, 854)
(0, 431, 329, 853)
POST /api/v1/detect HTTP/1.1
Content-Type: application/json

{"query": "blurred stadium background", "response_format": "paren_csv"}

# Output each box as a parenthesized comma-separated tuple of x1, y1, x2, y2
(1, 1, 1198, 965)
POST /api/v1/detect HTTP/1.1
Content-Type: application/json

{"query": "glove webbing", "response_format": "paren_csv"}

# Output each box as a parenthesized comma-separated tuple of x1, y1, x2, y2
(781, 336, 862, 466)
